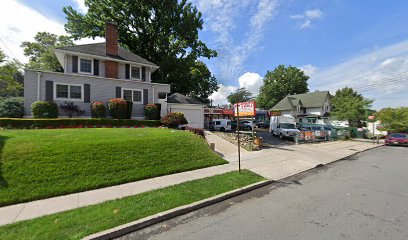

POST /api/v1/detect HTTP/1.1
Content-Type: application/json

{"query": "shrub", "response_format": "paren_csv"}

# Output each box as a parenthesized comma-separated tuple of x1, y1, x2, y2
(91, 101, 106, 118)
(144, 104, 160, 120)
(31, 101, 58, 118)
(0, 118, 161, 129)
(108, 98, 128, 119)
(0, 97, 24, 118)
(59, 102, 85, 118)
(185, 126, 204, 137)
(161, 112, 188, 128)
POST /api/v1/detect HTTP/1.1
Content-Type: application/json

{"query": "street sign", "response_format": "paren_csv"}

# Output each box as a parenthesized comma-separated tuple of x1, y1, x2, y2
(234, 101, 256, 117)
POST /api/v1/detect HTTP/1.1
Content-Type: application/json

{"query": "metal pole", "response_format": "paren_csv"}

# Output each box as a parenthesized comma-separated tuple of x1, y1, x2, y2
(236, 104, 241, 173)
(252, 115, 254, 139)
(372, 121, 375, 145)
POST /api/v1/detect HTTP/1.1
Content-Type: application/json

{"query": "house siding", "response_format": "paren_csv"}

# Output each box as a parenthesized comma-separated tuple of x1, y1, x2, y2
(64, 55, 152, 82)
(24, 70, 170, 118)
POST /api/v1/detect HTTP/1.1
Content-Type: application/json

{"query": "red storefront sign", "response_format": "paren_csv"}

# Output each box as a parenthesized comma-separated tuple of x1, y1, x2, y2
(222, 109, 234, 115)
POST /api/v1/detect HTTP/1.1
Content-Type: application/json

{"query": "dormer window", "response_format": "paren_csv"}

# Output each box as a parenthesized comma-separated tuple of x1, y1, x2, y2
(79, 57, 93, 74)
(131, 66, 141, 80)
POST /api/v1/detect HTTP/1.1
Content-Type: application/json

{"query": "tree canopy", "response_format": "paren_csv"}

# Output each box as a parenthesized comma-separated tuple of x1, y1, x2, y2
(330, 87, 373, 127)
(375, 107, 408, 132)
(63, 0, 217, 101)
(0, 48, 23, 98)
(21, 32, 74, 72)
(188, 61, 218, 104)
(227, 88, 253, 104)
(257, 65, 309, 109)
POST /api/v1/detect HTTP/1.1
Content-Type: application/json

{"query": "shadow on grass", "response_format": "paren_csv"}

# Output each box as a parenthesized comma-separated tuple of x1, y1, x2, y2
(0, 135, 9, 188)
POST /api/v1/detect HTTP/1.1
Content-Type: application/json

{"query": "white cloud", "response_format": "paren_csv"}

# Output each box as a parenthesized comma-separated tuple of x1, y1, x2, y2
(309, 40, 408, 109)
(194, 0, 279, 82)
(300, 64, 318, 76)
(291, 9, 323, 29)
(0, 0, 101, 63)
(210, 72, 263, 105)
(72, 0, 88, 13)
(238, 72, 263, 95)
(209, 84, 238, 106)
(305, 9, 323, 19)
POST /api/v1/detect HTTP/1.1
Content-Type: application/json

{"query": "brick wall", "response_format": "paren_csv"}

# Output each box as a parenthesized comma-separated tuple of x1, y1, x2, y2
(106, 22, 118, 56)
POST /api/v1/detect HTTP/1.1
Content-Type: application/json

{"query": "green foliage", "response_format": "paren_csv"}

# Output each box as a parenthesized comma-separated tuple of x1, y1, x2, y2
(0, 128, 226, 206)
(21, 32, 74, 72)
(331, 87, 373, 127)
(31, 101, 58, 118)
(0, 49, 23, 98)
(0, 97, 24, 118)
(161, 112, 188, 128)
(0, 118, 161, 129)
(144, 104, 160, 120)
(107, 98, 128, 119)
(0, 170, 260, 240)
(227, 87, 253, 104)
(257, 65, 309, 109)
(59, 101, 85, 118)
(90, 101, 106, 118)
(189, 61, 219, 103)
(375, 107, 408, 132)
(63, 0, 217, 101)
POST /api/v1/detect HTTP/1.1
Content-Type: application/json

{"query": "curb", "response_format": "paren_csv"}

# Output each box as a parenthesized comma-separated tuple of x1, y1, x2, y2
(83, 179, 273, 240)
(84, 144, 383, 240)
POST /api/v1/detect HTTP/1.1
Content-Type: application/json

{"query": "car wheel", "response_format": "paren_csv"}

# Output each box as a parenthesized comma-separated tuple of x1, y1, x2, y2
(279, 133, 283, 140)
(220, 127, 225, 132)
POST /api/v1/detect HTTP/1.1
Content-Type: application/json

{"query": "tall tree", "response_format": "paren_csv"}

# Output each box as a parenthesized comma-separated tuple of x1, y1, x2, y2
(188, 61, 218, 103)
(227, 88, 253, 104)
(21, 32, 74, 72)
(63, 0, 217, 97)
(331, 87, 373, 127)
(257, 65, 309, 109)
(0, 49, 23, 97)
(375, 107, 408, 132)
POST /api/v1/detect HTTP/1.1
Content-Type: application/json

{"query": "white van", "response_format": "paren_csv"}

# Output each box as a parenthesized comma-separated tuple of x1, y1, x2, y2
(210, 119, 232, 132)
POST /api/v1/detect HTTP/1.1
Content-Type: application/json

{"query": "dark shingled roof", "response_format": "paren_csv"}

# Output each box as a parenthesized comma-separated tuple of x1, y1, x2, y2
(56, 42, 157, 67)
(272, 91, 330, 111)
(167, 93, 203, 105)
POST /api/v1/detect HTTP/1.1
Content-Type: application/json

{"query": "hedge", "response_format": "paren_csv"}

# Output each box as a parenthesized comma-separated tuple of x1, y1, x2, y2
(0, 118, 161, 129)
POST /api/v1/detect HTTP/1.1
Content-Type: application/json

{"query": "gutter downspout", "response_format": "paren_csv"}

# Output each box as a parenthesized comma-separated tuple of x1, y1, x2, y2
(36, 71, 41, 101)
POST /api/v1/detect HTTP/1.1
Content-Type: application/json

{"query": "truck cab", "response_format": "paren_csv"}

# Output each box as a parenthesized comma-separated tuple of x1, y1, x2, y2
(269, 116, 300, 140)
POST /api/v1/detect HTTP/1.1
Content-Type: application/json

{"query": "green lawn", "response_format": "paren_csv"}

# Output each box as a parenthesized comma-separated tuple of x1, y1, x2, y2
(0, 170, 264, 240)
(0, 128, 227, 206)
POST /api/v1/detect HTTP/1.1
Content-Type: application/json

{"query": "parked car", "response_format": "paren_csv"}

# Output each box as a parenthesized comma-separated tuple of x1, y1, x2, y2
(256, 121, 270, 128)
(211, 119, 232, 132)
(240, 120, 254, 131)
(385, 133, 408, 146)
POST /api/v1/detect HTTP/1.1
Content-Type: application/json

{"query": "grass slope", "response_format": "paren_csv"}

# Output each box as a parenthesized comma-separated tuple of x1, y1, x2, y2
(0, 128, 226, 206)
(0, 170, 264, 240)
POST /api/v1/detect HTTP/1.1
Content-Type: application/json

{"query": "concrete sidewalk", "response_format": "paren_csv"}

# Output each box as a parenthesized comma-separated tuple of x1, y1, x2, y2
(0, 135, 381, 227)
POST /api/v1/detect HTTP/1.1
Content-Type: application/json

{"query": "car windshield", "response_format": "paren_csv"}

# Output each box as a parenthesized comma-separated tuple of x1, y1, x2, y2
(389, 134, 407, 138)
(280, 123, 296, 129)
(323, 126, 332, 130)
(311, 126, 321, 130)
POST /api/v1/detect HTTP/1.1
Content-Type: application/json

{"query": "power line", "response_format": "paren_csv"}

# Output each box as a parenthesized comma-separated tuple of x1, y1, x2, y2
(356, 74, 408, 91)
(0, 36, 18, 60)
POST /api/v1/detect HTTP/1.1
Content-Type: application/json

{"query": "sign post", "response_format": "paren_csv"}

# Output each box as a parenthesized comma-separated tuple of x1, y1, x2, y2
(234, 101, 256, 173)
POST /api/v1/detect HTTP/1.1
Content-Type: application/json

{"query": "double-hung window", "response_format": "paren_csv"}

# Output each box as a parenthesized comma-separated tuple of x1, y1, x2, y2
(123, 89, 143, 104)
(55, 83, 83, 101)
(130, 66, 141, 80)
(79, 57, 93, 74)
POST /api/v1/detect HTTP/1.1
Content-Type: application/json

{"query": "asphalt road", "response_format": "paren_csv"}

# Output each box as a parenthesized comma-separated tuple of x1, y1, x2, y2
(118, 146, 408, 240)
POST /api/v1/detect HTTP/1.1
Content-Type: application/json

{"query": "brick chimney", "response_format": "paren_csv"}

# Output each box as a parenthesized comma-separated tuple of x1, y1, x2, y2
(105, 22, 119, 78)
(106, 21, 118, 56)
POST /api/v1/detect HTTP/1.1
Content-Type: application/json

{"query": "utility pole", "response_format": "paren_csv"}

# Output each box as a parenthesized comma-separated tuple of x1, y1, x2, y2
(236, 104, 241, 173)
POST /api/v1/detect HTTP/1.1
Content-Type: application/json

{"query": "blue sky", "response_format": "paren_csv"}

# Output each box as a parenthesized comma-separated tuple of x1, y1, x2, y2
(1, 0, 408, 109)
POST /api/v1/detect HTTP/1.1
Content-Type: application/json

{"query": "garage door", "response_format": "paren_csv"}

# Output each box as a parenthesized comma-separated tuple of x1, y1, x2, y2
(170, 107, 202, 128)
